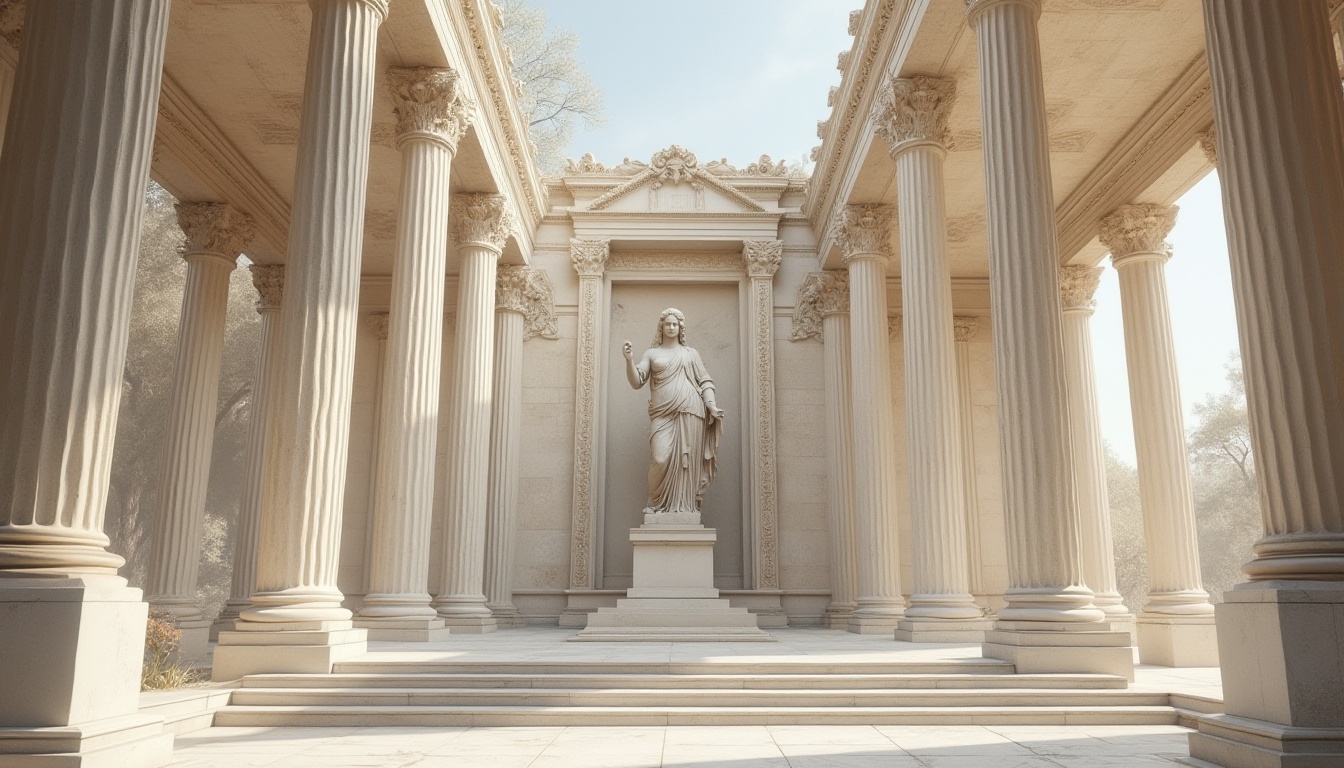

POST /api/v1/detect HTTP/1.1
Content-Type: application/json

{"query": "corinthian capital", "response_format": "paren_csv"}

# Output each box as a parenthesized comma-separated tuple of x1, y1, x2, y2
(386, 66, 473, 151)
(368, 312, 390, 341)
(0, 0, 22, 49)
(1098, 203, 1177, 260)
(743, 240, 783, 278)
(176, 202, 254, 259)
(569, 238, 610, 277)
(249, 264, 284, 313)
(1196, 124, 1217, 167)
(872, 76, 956, 152)
(953, 315, 980, 342)
(1059, 265, 1103, 312)
(496, 266, 559, 340)
(450, 194, 514, 252)
(831, 204, 895, 263)
(965, 0, 1041, 22)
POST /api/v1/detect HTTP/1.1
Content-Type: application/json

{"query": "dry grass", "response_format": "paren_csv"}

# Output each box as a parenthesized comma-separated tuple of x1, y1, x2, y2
(141, 610, 199, 691)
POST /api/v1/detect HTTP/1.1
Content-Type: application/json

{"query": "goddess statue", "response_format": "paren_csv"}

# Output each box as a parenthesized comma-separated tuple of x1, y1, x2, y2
(622, 308, 725, 522)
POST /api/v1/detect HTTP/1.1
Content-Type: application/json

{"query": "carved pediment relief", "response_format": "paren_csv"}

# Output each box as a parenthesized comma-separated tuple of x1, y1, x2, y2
(565, 145, 775, 214)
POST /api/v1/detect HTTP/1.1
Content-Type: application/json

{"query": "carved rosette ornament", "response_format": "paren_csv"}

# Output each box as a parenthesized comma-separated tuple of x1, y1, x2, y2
(175, 202, 254, 260)
(1059, 265, 1103, 312)
(953, 315, 980, 342)
(1196, 124, 1217, 167)
(249, 265, 284, 314)
(872, 75, 956, 152)
(1098, 203, 1178, 261)
(743, 240, 783, 278)
(450, 194, 514, 252)
(386, 66, 473, 152)
(831, 203, 896, 262)
(0, 0, 22, 49)
(569, 237, 610, 277)
(495, 266, 559, 341)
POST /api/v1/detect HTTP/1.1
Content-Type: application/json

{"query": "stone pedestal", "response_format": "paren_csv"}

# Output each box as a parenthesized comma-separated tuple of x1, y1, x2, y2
(212, 620, 369, 681)
(983, 621, 1135, 680)
(571, 525, 773, 642)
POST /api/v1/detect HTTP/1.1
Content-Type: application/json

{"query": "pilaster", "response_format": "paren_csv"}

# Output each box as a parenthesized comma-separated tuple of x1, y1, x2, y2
(743, 240, 783, 608)
(434, 193, 513, 633)
(146, 202, 251, 661)
(833, 204, 906, 633)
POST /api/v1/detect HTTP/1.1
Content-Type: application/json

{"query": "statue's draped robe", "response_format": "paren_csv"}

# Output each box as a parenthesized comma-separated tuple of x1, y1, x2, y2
(644, 345, 722, 515)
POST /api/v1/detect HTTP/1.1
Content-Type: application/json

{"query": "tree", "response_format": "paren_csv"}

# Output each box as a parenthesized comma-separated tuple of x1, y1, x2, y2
(1106, 445, 1148, 613)
(495, 0, 604, 174)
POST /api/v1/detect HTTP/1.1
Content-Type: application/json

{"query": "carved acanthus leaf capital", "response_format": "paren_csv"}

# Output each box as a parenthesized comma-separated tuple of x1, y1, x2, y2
(451, 194, 514, 252)
(1098, 203, 1177, 259)
(1196, 124, 1217, 167)
(743, 240, 783, 278)
(386, 66, 473, 151)
(953, 315, 980, 342)
(368, 312, 390, 341)
(872, 75, 956, 151)
(496, 266, 559, 341)
(249, 265, 284, 313)
(832, 204, 895, 262)
(1059, 265, 1103, 311)
(0, 0, 23, 49)
(792, 272, 829, 341)
(888, 312, 903, 340)
(570, 238, 610, 277)
(176, 202, 254, 258)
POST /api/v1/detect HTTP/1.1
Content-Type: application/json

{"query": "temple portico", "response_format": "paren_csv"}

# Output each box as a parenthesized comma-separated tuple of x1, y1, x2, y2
(1, 0, 1342, 766)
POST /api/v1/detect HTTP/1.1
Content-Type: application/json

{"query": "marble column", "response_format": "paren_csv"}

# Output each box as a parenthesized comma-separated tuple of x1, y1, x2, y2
(832, 204, 905, 633)
(0, 0, 174, 762)
(215, 0, 387, 681)
(214, 266, 285, 639)
(146, 203, 252, 660)
(355, 66, 469, 642)
(1058, 266, 1131, 631)
(434, 193, 513, 633)
(967, 0, 1130, 677)
(1190, 2, 1344, 762)
(874, 75, 989, 641)
(484, 267, 555, 628)
(953, 316, 986, 606)
(1100, 205, 1216, 666)
(359, 311, 389, 597)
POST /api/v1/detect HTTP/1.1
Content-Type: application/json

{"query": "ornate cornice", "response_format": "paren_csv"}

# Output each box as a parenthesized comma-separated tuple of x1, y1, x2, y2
(1059, 265, 1103, 312)
(1098, 203, 1177, 259)
(249, 264, 284, 313)
(450, 193, 514, 252)
(832, 204, 895, 262)
(496, 266, 559, 340)
(872, 75, 956, 152)
(368, 311, 390, 341)
(1196, 124, 1217, 166)
(0, 0, 22, 49)
(175, 202, 254, 258)
(386, 66, 473, 151)
(569, 238, 610, 277)
(953, 315, 980, 342)
(743, 240, 783, 278)
(965, 0, 1041, 23)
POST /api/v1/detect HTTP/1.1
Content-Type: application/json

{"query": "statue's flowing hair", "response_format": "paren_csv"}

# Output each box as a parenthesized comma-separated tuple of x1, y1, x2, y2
(652, 307, 688, 347)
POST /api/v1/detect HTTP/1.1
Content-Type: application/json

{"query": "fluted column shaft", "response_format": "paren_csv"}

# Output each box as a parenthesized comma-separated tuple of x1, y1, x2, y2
(837, 210, 906, 629)
(0, 0, 171, 577)
(1110, 248, 1212, 616)
(147, 238, 240, 622)
(1059, 268, 1127, 617)
(967, 0, 1100, 623)
(484, 305, 524, 621)
(218, 267, 284, 627)
(243, 0, 386, 622)
(953, 318, 985, 599)
(822, 304, 859, 616)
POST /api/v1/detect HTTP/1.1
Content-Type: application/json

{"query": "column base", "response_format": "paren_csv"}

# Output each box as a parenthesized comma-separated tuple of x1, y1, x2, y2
(1187, 714, 1344, 768)
(209, 613, 238, 641)
(175, 619, 211, 663)
(1137, 614, 1219, 667)
(353, 617, 452, 642)
(437, 614, 498, 634)
(983, 621, 1135, 680)
(824, 605, 856, 629)
(847, 607, 904, 635)
(487, 605, 527, 629)
(211, 620, 368, 681)
(0, 713, 174, 768)
(895, 617, 996, 643)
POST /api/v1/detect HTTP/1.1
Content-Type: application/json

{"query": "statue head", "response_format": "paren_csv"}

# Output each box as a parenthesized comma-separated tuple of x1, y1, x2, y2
(653, 307, 687, 347)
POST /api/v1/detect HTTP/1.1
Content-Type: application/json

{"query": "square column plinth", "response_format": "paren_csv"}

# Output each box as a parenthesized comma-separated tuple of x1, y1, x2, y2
(570, 525, 773, 642)
(0, 578, 174, 767)
(1188, 586, 1344, 768)
(983, 621, 1136, 681)
(212, 621, 368, 681)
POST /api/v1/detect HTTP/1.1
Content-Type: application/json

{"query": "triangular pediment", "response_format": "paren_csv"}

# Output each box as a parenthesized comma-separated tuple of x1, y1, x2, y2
(577, 146, 767, 214)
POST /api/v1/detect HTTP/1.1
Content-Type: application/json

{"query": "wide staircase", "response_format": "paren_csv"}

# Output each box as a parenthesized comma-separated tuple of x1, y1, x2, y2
(213, 657, 1209, 727)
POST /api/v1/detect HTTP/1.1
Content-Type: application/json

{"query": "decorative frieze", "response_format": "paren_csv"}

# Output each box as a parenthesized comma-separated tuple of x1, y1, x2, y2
(872, 76, 956, 150)
(1098, 203, 1177, 259)
(832, 203, 895, 261)
(175, 202, 254, 258)
(1059, 265, 1103, 311)
(386, 66, 472, 151)
(495, 265, 559, 341)
(450, 193, 514, 251)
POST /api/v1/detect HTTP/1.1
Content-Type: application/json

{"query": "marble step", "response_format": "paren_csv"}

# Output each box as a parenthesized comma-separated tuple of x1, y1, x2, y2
(213, 704, 1181, 727)
(241, 672, 1128, 690)
(330, 659, 1016, 676)
(228, 687, 1165, 708)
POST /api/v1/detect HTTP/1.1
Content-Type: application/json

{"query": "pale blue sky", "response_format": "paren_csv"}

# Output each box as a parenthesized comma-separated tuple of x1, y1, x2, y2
(528, 0, 1243, 465)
